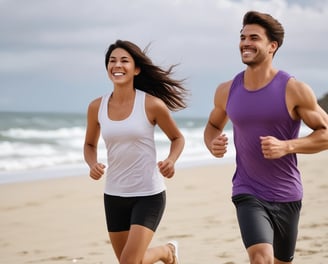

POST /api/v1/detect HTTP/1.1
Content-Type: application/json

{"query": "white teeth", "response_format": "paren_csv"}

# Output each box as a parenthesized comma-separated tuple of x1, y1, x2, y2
(243, 51, 253, 55)
(113, 72, 124, 76)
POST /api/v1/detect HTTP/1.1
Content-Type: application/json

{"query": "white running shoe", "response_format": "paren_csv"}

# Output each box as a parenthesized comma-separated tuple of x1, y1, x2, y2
(168, 240, 179, 264)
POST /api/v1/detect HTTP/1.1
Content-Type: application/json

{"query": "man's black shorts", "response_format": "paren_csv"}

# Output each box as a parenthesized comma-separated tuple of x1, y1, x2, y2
(232, 194, 302, 262)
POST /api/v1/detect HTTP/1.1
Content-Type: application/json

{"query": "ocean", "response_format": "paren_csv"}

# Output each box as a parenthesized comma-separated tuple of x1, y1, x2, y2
(0, 111, 235, 184)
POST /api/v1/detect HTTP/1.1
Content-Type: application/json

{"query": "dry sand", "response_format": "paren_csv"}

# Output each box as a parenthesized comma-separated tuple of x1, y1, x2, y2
(1, 151, 328, 263)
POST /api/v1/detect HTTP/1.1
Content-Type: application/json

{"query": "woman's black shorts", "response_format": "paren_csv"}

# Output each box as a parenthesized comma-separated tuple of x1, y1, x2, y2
(232, 194, 302, 262)
(104, 191, 166, 232)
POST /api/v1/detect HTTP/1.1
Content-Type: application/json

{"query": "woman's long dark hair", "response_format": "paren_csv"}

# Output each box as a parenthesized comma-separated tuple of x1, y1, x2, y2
(105, 40, 189, 111)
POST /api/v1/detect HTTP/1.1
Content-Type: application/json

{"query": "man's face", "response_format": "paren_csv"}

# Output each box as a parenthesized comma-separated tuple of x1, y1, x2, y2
(239, 24, 276, 66)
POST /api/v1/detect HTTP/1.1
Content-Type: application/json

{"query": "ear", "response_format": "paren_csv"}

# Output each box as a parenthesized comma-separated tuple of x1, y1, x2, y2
(269, 41, 278, 55)
(134, 67, 141, 76)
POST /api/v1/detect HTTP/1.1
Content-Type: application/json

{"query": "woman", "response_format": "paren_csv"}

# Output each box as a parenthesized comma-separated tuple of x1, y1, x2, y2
(84, 40, 188, 264)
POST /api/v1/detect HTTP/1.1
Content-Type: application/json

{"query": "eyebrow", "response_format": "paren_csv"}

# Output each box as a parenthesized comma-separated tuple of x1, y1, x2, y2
(240, 33, 260, 38)
(109, 55, 130, 59)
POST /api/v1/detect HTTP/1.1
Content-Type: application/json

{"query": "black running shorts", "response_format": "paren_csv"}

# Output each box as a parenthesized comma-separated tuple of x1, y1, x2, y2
(104, 191, 166, 232)
(232, 194, 302, 262)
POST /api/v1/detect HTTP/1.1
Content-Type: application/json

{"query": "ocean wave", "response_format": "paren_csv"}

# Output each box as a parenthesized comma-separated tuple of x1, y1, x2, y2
(0, 111, 311, 183)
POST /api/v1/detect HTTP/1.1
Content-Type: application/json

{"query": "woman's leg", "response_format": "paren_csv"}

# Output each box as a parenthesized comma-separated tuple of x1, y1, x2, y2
(118, 224, 175, 264)
(105, 192, 177, 263)
(109, 230, 129, 260)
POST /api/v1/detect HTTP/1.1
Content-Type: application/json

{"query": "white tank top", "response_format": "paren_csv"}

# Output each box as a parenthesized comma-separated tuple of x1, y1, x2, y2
(98, 89, 166, 196)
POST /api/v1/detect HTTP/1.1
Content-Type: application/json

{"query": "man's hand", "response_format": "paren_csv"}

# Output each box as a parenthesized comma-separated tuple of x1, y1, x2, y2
(210, 134, 228, 158)
(260, 136, 288, 159)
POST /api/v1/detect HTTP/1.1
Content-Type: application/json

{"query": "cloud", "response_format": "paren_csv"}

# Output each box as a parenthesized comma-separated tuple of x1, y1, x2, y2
(0, 0, 327, 116)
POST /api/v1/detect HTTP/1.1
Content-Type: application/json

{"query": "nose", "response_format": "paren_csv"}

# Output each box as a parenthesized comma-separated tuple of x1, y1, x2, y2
(113, 61, 123, 67)
(243, 36, 255, 46)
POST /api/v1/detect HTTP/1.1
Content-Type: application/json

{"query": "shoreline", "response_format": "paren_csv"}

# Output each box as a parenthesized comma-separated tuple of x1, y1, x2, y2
(1, 152, 327, 263)
(0, 156, 233, 185)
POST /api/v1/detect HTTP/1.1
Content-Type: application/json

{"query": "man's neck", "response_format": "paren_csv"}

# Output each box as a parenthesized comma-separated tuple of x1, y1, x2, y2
(243, 65, 278, 91)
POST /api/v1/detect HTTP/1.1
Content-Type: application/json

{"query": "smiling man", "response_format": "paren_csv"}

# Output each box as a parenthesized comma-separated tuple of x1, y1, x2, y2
(204, 10, 328, 264)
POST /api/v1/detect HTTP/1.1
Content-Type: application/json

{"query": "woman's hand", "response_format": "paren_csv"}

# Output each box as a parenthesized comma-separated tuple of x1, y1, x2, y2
(158, 159, 175, 179)
(89, 163, 106, 180)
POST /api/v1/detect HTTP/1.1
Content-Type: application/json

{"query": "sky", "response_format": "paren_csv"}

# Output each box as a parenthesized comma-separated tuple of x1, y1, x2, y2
(0, 0, 327, 118)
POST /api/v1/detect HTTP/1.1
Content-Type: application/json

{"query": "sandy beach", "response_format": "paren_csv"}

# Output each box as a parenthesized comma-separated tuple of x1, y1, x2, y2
(1, 151, 328, 264)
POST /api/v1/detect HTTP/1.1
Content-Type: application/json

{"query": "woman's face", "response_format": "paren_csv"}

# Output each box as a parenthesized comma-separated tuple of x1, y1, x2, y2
(107, 48, 140, 85)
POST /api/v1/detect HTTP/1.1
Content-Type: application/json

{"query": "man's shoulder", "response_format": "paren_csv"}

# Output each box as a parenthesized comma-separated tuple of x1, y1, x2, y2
(218, 79, 233, 90)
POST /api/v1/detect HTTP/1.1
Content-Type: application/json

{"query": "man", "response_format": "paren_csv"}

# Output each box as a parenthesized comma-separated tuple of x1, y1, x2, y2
(204, 11, 328, 264)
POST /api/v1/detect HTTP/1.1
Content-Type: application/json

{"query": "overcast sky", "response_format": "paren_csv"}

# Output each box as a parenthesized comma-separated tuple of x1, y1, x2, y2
(0, 0, 327, 117)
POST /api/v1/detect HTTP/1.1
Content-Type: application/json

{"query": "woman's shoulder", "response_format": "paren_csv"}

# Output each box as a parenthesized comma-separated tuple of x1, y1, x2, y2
(87, 96, 105, 115)
(89, 96, 102, 107)
(144, 92, 169, 123)
(145, 92, 166, 108)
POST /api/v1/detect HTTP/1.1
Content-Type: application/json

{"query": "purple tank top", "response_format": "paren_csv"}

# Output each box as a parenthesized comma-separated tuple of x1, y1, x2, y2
(226, 70, 302, 202)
